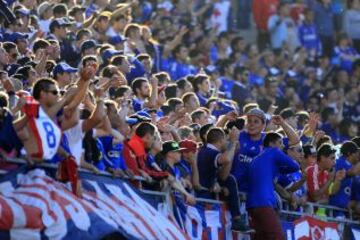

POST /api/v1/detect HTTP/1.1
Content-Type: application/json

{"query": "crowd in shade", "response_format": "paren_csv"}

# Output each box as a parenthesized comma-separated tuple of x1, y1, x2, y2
(0, 0, 359, 238)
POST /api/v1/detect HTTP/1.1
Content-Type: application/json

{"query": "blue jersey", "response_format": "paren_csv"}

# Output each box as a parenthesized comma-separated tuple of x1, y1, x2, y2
(99, 136, 127, 171)
(197, 144, 221, 189)
(132, 98, 144, 112)
(277, 171, 306, 198)
(231, 131, 265, 192)
(298, 23, 320, 53)
(333, 46, 359, 73)
(247, 147, 300, 209)
(329, 156, 353, 209)
(219, 77, 234, 99)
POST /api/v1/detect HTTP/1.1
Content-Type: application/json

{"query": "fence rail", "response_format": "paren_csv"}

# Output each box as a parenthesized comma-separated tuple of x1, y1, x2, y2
(1, 157, 359, 226)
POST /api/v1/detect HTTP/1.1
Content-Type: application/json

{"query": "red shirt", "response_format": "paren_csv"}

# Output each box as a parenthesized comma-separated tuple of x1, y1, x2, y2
(306, 164, 329, 202)
(252, 0, 279, 31)
(123, 134, 168, 180)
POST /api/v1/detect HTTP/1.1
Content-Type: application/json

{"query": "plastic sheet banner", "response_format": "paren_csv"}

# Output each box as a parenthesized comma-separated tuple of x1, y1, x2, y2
(0, 167, 188, 240)
(294, 216, 340, 240)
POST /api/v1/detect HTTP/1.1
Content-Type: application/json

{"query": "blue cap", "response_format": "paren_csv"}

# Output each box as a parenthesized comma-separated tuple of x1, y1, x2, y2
(102, 49, 122, 62)
(15, 8, 30, 16)
(80, 39, 98, 53)
(53, 62, 78, 76)
(109, 35, 127, 45)
(8, 32, 28, 43)
(49, 18, 72, 32)
(204, 65, 218, 75)
(136, 109, 151, 118)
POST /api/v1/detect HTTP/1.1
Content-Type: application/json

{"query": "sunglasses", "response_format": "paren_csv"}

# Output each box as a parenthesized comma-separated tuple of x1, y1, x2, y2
(45, 90, 59, 95)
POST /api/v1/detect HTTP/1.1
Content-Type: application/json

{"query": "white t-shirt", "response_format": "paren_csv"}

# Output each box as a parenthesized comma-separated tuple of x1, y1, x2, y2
(64, 120, 84, 166)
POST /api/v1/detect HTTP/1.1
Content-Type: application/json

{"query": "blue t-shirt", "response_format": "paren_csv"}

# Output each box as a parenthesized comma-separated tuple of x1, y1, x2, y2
(247, 147, 300, 209)
(231, 131, 265, 192)
(197, 144, 221, 189)
(329, 156, 353, 209)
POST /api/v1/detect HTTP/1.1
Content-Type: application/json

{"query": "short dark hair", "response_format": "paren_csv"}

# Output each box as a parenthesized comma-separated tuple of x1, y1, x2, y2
(0, 92, 9, 108)
(81, 55, 97, 68)
(135, 122, 156, 137)
(165, 84, 177, 99)
(176, 78, 189, 90)
(32, 78, 56, 100)
(182, 92, 197, 104)
(137, 53, 151, 62)
(33, 39, 51, 53)
(124, 23, 141, 38)
(2, 42, 16, 53)
(263, 132, 282, 147)
(76, 29, 92, 41)
(191, 109, 205, 122)
(207, 128, 225, 144)
(167, 98, 183, 111)
(111, 55, 127, 66)
(193, 74, 208, 92)
(199, 123, 214, 144)
(131, 77, 148, 95)
(154, 72, 170, 84)
(100, 65, 118, 78)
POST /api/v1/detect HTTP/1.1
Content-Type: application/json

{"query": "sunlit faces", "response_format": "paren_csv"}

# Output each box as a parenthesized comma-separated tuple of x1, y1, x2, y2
(246, 115, 265, 136)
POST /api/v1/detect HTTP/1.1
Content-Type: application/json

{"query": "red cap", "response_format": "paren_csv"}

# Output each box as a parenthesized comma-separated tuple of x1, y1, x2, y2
(179, 139, 198, 153)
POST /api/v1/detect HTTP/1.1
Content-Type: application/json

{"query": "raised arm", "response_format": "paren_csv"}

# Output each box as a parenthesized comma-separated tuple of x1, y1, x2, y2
(217, 128, 239, 180)
(272, 115, 300, 146)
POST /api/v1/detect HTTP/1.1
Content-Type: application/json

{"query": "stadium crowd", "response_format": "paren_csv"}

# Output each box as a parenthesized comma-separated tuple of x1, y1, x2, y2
(0, 0, 359, 238)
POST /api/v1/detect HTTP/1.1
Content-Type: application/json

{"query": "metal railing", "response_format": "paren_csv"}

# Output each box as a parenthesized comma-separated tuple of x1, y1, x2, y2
(1, 157, 359, 226)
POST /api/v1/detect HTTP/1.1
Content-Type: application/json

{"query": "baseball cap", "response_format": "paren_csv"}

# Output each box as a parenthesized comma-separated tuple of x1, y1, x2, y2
(80, 39, 98, 53)
(38, 2, 53, 17)
(15, 7, 30, 17)
(109, 35, 127, 45)
(179, 139, 198, 153)
(68, 5, 86, 16)
(50, 18, 72, 31)
(53, 62, 78, 76)
(126, 114, 151, 126)
(8, 32, 28, 43)
(303, 145, 317, 158)
(102, 49, 122, 62)
(341, 141, 360, 156)
(317, 143, 337, 158)
(162, 141, 186, 155)
(204, 65, 218, 75)
(247, 108, 266, 123)
(136, 110, 151, 118)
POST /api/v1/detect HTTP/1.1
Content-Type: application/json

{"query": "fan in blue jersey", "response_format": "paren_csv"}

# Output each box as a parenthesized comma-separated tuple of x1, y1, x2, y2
(329, 141, 360, 215)
(231, 110, 300, 192)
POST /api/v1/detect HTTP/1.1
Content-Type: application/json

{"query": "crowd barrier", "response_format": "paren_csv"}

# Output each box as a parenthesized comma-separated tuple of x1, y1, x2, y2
(1, 157, 359, 228)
